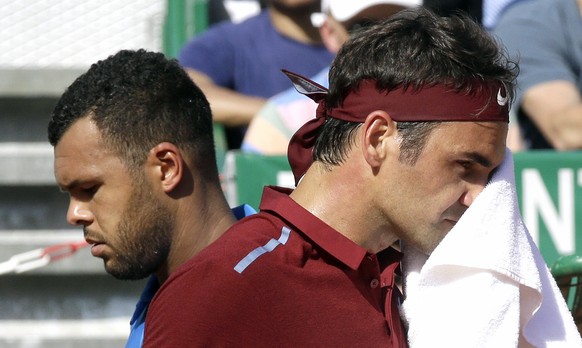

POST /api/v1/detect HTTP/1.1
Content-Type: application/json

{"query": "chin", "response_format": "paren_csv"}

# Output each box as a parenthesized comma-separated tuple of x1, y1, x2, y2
(106, 266, 149, 281)
(443, 219, 458, 229)
(422, 228, 450, 255)
(420, 243, 437, 256)
(106, 256, 158, 280)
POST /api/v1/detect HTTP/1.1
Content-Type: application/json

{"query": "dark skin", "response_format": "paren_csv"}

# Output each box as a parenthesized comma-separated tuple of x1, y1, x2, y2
(54, 117, 236, 282)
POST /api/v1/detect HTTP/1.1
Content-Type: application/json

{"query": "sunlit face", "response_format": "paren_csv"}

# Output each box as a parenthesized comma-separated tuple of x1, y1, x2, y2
(54, 117, 173, 280)
(380, 121, 508, 255)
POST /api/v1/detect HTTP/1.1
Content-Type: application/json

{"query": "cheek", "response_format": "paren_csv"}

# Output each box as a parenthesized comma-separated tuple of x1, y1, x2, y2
(94, 205, 125, 242)
(407, 172, 449, 201)
(416, 181, 466, 218)
(384, 163, 461, 217)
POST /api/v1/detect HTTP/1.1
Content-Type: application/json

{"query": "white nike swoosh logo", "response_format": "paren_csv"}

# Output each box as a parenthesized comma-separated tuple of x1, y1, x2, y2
(497, 88, 508, 106)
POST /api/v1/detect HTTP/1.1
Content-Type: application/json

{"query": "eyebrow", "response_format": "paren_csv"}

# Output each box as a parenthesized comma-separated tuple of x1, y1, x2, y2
(462, 152, 493, 168)
(59, 179, 83, 192)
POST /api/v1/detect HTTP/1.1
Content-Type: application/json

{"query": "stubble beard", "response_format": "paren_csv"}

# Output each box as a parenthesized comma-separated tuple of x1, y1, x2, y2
(105, 182, 174, 280)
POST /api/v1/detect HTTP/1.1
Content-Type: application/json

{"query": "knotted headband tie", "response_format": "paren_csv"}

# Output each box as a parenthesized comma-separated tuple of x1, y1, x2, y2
(282, 69, 510, 185)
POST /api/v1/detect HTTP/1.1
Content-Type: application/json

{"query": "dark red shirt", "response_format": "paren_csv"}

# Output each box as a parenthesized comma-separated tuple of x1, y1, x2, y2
(143, 186, 408, 347)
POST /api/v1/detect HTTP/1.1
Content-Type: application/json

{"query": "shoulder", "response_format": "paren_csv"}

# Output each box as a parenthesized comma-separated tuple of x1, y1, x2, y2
(181, 11, 267, 45)
(179, 11, 271, 57)
(494, 0, 576, 99)
(207, 11, 270, 36)
(143, 213, 305, 345)
(154, 213, 302, 301)
(495, 0, 564, 34)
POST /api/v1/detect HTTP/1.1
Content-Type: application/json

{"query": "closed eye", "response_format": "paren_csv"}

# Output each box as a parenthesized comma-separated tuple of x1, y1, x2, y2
(82, 185, 98, 196)
(59, 179, 100, 200)
(457, 160, 473, 169)
(70, 184, 99, 200)
(456, 159, 496, 186)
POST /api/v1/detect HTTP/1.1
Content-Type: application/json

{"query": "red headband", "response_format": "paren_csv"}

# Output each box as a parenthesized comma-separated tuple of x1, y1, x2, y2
(283, 69, 510, 185)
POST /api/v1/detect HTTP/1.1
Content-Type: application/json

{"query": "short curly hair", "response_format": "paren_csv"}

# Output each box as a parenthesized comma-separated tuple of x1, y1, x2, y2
(48, 49, 216, 177)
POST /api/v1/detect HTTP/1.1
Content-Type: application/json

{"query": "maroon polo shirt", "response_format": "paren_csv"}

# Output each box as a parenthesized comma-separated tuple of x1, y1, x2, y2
(143, 186, 407, 347)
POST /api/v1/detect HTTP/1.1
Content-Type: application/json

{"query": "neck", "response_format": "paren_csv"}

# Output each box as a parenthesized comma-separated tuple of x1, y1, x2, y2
(155, 186, 235, 282)
(268, 3, 322, 44)
(290, 161, 398, 253)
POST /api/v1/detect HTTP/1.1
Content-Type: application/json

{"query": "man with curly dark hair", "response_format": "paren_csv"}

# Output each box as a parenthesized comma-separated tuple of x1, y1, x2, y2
(48, 49, 254, 347)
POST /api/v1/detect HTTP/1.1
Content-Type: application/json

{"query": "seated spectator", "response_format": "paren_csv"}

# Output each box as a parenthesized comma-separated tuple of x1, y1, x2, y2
(494, 0, 582, 150)
(242, 0, 421, 154)
(179, 0, 334, 149)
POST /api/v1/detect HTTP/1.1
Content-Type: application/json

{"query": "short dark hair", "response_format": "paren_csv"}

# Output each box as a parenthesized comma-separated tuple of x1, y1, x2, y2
(313, 7, 518, 165)
(48, 49, 217, 178)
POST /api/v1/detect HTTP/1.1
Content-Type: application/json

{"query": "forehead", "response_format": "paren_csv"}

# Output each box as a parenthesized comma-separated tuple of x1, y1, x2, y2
(420, 121, 508, 164)
(53, 118, 125, 186)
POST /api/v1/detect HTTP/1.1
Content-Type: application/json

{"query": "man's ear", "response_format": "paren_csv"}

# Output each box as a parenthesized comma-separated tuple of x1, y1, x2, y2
(146, 142, 183, 193)
(361, 110, 398, 168)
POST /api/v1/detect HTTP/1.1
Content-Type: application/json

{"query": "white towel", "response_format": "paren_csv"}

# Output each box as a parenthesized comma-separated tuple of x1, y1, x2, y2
(401, 148, 581, 347)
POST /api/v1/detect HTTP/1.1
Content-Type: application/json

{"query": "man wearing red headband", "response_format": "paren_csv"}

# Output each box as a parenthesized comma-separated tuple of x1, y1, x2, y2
(143, 7, 517, 347)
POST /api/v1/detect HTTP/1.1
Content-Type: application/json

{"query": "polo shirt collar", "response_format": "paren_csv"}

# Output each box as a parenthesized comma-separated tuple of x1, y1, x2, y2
(259, 186, 371, 271)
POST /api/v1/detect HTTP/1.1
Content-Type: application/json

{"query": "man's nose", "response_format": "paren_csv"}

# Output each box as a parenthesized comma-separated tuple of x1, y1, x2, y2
(66, 200, 94, 226)
(458, 181, 488, 207)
